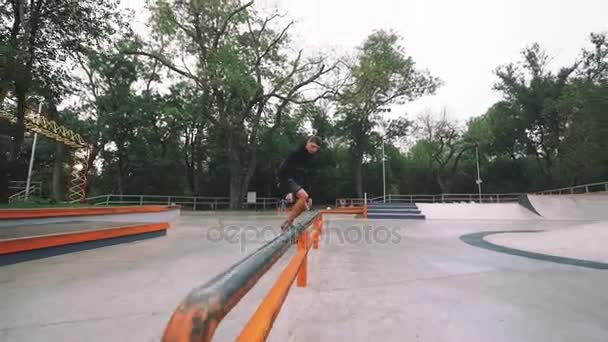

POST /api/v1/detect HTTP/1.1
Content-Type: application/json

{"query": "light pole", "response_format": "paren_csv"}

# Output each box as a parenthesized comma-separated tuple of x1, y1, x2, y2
(25, 100, 43, 199)
(378, 108, 390, 203)
(475, 143, 482, 203)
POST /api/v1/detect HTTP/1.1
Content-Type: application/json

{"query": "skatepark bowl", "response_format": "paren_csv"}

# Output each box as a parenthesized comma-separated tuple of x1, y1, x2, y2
(1, 192, 607, 342)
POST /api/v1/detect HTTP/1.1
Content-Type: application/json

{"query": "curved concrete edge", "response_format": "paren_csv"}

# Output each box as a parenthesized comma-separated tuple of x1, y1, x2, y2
(526, 193, 608, 220)
(517, 194, 542, 216)
(460, 230, 608, 270)
(0, 206, 181, 228)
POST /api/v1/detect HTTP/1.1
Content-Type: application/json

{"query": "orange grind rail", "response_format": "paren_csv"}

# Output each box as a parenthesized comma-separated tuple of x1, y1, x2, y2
(235, 215, 324, 341)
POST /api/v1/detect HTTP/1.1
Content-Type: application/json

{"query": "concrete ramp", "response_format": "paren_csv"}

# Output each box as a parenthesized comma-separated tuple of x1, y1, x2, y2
(526, 193, 608, 220)
(416, 203, 543, 220)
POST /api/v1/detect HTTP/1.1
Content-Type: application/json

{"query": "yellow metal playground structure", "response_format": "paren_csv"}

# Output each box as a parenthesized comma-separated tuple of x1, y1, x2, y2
(0, 101, 90, 202)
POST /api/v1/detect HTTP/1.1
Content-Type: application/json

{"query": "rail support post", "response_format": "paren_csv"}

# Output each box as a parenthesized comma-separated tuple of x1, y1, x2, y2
(312, 216, 322, 249)
(364, 192, 368, 218)
(319, 214, 324, 244)
(297, 229, 308, 287)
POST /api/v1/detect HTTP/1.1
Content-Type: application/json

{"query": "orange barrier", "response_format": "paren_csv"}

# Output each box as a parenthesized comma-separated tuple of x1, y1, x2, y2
(236, 214, 323, 341)
(0, 205, 179, 220)
(0, 223, 169, 255)
(162, 208, 358, 342)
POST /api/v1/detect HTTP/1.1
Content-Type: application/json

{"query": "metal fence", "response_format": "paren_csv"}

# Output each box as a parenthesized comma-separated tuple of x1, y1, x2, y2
(8, 182, 42, 202)
(335, 181, 608, 207)
(78, 180, 608, 210)
(9, 180, 42, 192)
(83, 194, 282, 210)
(534, 181, 608, 195)
(336, 193, 522, 206)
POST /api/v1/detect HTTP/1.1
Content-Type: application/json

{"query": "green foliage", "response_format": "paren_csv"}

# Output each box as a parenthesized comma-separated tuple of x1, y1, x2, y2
(4, 1, 606, 205)
(336, 29, 441, 196)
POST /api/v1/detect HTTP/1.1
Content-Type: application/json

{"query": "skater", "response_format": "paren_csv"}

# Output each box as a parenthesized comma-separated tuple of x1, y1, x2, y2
(276, 136, 322, 231)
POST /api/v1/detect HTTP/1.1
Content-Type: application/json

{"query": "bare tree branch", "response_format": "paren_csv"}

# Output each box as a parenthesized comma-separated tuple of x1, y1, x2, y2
(125, 50, 201, 84)
(251, 21, 293, 72)
(213, 0, 254, 49)
(71, 51, 100, 105)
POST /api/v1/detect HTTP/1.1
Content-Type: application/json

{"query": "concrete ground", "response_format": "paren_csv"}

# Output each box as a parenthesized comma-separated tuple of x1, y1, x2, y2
(1, 211, 607, 341)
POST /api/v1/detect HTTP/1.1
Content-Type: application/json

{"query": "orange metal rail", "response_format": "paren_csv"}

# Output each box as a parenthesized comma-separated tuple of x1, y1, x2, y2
(236, 215, 323, 341)
(161, 208, 359, 341)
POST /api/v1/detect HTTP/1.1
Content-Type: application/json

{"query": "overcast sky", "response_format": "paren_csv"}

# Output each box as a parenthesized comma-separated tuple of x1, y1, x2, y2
(122, 0, 608, 123)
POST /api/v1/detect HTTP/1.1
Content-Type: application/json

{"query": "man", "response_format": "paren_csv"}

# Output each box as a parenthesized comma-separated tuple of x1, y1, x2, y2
(276, 136, 321, 231)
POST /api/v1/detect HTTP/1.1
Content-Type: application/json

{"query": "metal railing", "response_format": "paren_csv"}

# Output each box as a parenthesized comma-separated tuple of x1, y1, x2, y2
(334, 198, 368, 207)
(82, 194, 282, 210)
(8, 185, 42, 202)
(336, 192, 522, 206)
(9, 180, 42, 192)
(161, 211, 323, 341)
(534, 181, 608, 195)
(335, 181, 608, 207)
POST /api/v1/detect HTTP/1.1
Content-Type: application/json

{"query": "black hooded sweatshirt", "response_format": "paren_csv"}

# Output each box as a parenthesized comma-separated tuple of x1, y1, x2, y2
(277, 142, 317, 186)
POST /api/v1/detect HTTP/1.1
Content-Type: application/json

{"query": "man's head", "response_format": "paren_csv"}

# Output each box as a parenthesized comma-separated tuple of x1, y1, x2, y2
(305, 136, 321, 154)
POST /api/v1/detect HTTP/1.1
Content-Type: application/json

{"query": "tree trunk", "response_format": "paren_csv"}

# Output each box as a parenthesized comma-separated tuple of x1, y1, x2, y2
(0, 160, 8, 203)
(11, 91, 26, 164)
(229, 161, 242, 210)
(117, 154, 124, 195)
(0, 135, 11, 203)
(229, 171, 242, 209)
(239, 146, 259, 209)
(543, 154, 554, 187)
(228, 135, 242, 209)
(435, 171, 449, 193)
(0, 91, 28, 203)
(0, 88, 7, 105)
(185, 158, 195, 194)
(355, 154, 363, 197)
(52, 143, 66, 201)
(195, 158, 203, 195)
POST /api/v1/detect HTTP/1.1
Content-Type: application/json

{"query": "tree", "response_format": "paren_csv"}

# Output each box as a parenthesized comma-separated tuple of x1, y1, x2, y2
(493, 43, 579, 186)
(414, 110, 470, 193)
(557, 32, 608, 185)
(0, 0, 128, 202)
(336, 29, 441, 196)
(133, 0, 340, 208)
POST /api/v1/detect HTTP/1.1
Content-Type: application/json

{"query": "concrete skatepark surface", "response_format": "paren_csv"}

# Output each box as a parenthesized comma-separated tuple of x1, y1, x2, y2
(1, 206, 607, 341)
